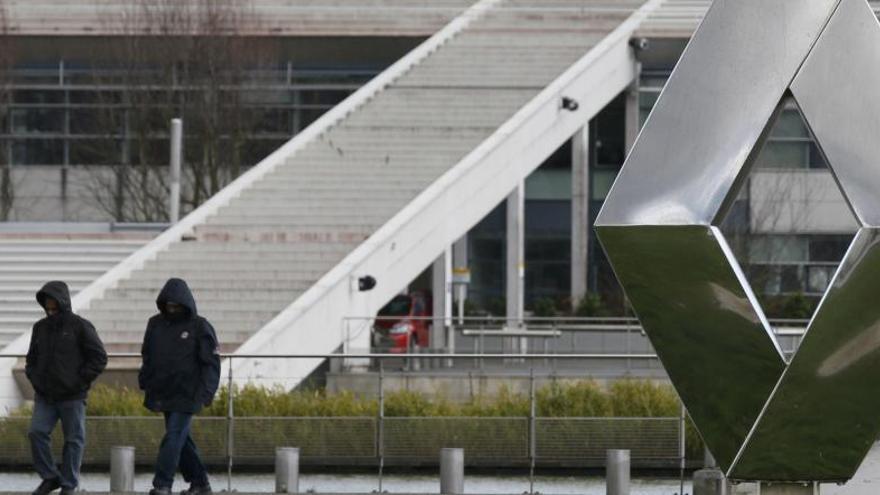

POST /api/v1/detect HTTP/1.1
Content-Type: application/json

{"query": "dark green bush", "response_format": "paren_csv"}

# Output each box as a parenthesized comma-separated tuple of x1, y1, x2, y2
(574, 293, 613, 317)
(531, 297, 558, 317)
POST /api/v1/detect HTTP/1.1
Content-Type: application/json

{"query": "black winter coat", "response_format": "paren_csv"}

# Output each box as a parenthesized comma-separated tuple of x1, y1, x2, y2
(25, 281, 108, 402)
(139, 278, 221, 413)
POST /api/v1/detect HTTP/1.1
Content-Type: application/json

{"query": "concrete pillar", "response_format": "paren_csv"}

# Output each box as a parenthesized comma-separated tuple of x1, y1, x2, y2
(169, 118, 182, 224)
(693, 469, 730, 495)
(571, 125, 590, 304)
(440, 448, 464, 494)
(606, 449, 630, 495)
(275, 447, 300, 493)
(506, 181, 525, 325)
(624, 64, 641, 155)
(758, 483, 817, 495)
(432, 248, 453, 352)
(110, 446, 135, 493)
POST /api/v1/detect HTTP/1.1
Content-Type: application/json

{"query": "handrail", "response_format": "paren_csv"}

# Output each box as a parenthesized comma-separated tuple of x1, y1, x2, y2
(460, 329, 562, 337)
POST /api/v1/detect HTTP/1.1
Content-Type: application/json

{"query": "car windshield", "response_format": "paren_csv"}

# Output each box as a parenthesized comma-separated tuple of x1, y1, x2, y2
(378, 296, 411, 317)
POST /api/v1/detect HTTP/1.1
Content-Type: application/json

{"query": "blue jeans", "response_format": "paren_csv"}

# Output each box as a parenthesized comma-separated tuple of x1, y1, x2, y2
(28, 396, 85, 490)
(153, 412, 209, 489)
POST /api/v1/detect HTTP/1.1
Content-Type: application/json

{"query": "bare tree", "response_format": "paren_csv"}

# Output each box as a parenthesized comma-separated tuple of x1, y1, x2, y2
(0, 0, 16, 220)
(84, 0, 278, 222)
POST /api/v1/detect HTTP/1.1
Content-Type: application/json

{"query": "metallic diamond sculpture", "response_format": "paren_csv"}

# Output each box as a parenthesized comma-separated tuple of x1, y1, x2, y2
(596, 0, 880, 483)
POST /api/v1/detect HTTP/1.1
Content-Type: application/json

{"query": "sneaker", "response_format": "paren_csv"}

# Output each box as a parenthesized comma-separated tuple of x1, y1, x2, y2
(149, 488, 172, 495)
(32, 478, 62, 495)
(59, 488, 76, 495)
(181, 484, 213, 495)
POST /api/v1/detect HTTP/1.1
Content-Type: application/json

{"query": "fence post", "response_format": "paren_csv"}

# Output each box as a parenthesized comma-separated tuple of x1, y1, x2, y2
(275, 447, 300, 493)
(606, 449, 630, 495)
(377, 360, 385, 491)
(440, 448, 464, 494)
(110, 446, 134, 493)
(528, 366, 536, 493)
(227, 356, 234, 492)
(679, 402, 686, 495)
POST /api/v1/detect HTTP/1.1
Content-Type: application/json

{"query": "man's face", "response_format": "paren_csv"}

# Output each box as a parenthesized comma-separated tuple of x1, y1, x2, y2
(166, 302, 183, 314)
(44, 298, 58, 316)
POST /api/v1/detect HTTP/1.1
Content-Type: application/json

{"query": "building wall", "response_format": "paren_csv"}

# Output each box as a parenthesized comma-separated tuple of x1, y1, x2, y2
(750, 170, 858, 234)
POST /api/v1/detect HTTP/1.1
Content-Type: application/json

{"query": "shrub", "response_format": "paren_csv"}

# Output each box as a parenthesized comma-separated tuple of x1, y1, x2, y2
(45, 379, 690, 421)
(537, 380, 611, 417)
(531, 297, 558, 317)
(574, 293, 613, 317)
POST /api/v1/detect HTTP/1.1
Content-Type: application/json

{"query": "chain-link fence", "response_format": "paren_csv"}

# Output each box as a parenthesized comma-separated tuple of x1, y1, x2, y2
(0, 416, 681, 468)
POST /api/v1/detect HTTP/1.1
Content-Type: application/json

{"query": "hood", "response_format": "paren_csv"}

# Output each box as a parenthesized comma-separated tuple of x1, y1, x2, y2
(156, 278, 198, 317)
(36, 281, 72, 313)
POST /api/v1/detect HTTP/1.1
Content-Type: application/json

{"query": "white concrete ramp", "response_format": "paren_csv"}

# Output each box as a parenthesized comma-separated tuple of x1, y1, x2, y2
(0, 0, 660, 409)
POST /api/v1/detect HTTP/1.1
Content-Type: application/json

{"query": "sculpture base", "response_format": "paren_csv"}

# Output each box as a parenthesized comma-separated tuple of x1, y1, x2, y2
(758, 482, 818, 495)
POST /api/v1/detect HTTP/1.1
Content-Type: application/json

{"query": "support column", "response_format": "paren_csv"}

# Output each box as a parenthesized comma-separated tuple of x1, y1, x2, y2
(452, 235, 469, 324)
(506, 181, 525, 327)
(571, 125, 590, 305)
(432, 248, 452, 352)
(624, 63, 642, 156)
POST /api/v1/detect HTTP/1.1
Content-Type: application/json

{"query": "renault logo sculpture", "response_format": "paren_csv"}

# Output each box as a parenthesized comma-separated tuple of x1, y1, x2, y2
(596, 0, 880, 483)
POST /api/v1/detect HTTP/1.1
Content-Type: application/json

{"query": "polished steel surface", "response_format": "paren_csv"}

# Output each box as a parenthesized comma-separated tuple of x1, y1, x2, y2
(596, 0, 839, 226)
(791, 0, 880, 227)
(731, 228, 880, 481)
(595, 0, 880, 483)
(596, 225, 785, 470)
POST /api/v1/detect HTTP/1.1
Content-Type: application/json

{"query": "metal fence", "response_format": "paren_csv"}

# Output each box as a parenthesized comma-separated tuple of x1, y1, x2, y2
(0, 352, 689, 491)
(0, 416, 681, 467)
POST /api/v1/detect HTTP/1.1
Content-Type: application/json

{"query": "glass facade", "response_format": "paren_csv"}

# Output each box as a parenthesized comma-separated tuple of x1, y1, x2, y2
(466, 94, 628, 313)
(0, 63, 375, 168)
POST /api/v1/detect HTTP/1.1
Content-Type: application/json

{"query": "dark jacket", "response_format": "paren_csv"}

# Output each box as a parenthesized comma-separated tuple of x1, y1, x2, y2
(139, 278, 221, 413)
(25, 281, 108, 402)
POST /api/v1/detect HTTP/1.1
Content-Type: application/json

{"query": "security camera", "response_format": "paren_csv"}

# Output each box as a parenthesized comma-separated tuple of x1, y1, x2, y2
(629, 37, 649, 52)
(358, 275, 377, 292)
(561, 97, 579, 112)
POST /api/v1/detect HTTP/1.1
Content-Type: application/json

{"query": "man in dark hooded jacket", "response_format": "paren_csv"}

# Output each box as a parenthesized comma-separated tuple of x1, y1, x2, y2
(25, 281, 107, 495)
(139, 278, 220, 495)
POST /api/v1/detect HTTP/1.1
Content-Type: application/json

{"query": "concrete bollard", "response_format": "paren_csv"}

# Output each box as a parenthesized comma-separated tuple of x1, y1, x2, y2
(440, 448, 464, 494)
(693, 468, 730, 495)
(275, 447, 300, 493)
(606, 449, 630, 495)
(110, 446, 135, 493)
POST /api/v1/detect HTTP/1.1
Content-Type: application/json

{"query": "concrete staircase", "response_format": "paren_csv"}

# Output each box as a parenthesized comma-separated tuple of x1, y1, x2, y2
(67, 0, 647, 361)
(0, 0, 659, 409)
(0, 235, 150, 348)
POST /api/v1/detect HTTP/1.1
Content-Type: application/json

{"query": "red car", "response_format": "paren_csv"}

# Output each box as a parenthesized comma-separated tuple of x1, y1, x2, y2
(372, 292, 432, 353)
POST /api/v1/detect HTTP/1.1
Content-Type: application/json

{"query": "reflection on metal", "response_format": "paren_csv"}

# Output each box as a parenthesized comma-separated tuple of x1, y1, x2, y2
(597, 0, 840, 226)
(791, 0, 880, 228)
(595, 225, 783, 470)
(597, 0, 880, 483)
(731, 228, 880, 480)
